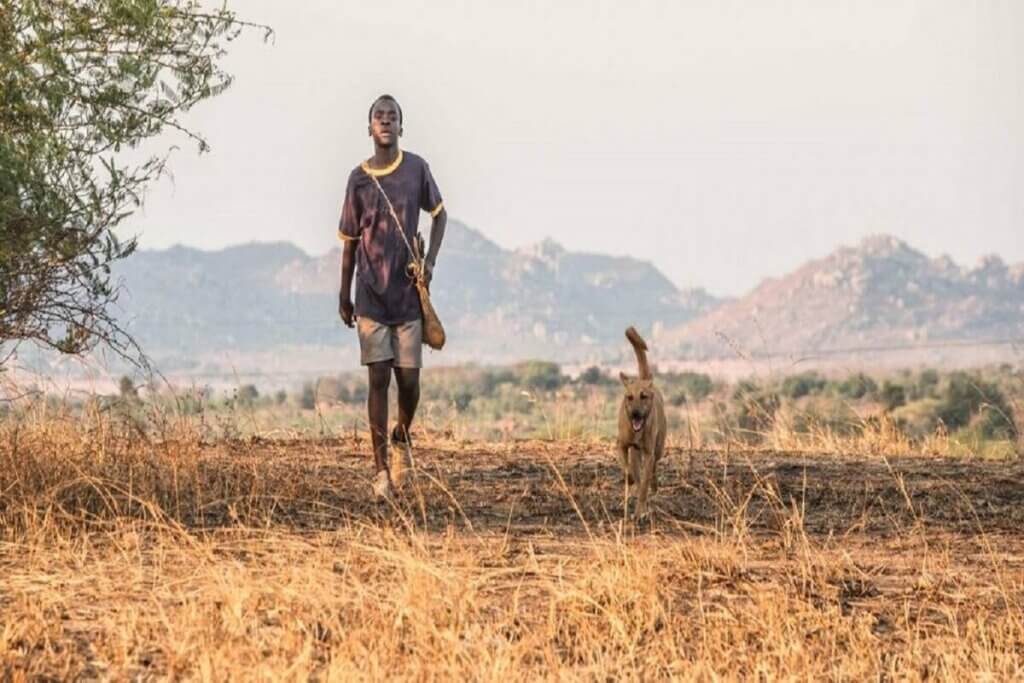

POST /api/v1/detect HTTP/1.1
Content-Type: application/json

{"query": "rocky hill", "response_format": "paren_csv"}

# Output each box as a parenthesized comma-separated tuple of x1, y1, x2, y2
(106, 230, 1023, 372)
(661, 235, 1024, 360)
(111, 221, 721, 366)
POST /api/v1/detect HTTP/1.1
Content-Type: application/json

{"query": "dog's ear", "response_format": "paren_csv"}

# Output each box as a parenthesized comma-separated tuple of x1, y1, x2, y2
(619, 371, 630, 385)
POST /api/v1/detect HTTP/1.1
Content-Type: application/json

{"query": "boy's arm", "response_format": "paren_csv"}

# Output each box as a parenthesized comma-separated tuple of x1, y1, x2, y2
(337, 171, 361, 327)
(423, 207, 447, 288)
(338, 239, 357, 327)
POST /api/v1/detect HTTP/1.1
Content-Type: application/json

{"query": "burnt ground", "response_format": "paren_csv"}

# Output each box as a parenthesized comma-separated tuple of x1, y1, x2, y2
(200, 438, 1024, 541)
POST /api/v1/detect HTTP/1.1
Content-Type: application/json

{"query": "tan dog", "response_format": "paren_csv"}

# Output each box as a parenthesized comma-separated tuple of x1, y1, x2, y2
(617, 327, 667, 520)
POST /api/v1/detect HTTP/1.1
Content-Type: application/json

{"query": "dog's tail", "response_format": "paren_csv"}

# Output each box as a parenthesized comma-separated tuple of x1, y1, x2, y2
(625, 326, 652, 379)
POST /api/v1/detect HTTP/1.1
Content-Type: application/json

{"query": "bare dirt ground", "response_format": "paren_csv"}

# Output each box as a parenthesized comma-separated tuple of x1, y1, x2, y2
(3, 436, 1024, 679)
(193, 438, 1024, 537)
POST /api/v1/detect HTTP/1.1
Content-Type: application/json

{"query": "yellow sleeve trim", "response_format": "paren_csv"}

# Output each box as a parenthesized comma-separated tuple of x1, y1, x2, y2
(429, 201, 445, 218)
(337, 229, 359, 242)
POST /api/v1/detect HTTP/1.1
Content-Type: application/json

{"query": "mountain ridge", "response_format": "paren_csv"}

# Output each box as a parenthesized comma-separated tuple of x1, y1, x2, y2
(112, 221, 722, 365)
(110, 227, 1023, 368)
(661, 234, 1024, 359)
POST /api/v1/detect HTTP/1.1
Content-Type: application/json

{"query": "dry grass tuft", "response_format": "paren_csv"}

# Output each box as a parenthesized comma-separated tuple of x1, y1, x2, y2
(1, 409, 1023, 679)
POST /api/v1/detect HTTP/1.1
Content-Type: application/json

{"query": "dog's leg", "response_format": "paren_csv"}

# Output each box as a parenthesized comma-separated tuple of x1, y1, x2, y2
(635, 448, 657, 520)
(617, 444, 632, 484)
(628, 447, 641, 488)
(652, 433, 666, 494)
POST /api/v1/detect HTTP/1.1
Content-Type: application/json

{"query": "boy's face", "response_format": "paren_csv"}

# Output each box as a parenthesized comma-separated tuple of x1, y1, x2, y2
(368, 99, 402, 148)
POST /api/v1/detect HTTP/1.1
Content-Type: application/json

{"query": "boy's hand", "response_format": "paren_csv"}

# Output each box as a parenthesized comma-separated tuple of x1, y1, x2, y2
(339, 296, 355, 328)
(422, 262, 434, 291)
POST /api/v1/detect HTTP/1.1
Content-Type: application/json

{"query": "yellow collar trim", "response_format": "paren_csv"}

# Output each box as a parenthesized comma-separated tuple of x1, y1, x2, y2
(361, 149, 404, 177)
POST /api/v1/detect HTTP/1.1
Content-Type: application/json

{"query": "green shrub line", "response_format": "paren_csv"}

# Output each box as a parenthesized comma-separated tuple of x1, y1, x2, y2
(8, 363, 1021, 455)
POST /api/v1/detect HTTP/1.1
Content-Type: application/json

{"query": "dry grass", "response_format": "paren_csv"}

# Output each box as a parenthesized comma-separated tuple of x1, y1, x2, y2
(747, 411, 934, 457)
(2, 409, 1023, 680)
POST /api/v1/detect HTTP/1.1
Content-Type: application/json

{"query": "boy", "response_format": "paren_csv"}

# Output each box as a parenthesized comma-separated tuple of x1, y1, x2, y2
(337, 94, 447, 501)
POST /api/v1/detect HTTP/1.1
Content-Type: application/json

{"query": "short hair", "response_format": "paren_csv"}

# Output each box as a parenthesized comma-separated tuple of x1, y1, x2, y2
(368, 94, 403, 124)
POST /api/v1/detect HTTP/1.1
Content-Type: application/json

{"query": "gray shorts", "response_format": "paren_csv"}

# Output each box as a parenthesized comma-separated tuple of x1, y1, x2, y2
(357, 317, 423, 368)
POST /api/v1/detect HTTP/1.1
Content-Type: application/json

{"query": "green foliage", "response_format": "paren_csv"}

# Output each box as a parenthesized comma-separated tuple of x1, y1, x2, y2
(889, 398, 941, 438)
(452, 391, 473, 413)
(837, 372, 878, 400)
(299, 382, 316, 411)
(237, 384, 259, 406)
(515, 361, 564, 392)
(418, 365, 505, 406)
(936, 372, 1017, 439)
(732, 380, 759, 401)
(0, 0, 266, 360)
(578, 366, 605, 386)
(118, 375, 137, 400)
(880, 381, 906, 411)
(780, 371, 827, 400)
(916, 369, 940, 399)
(664, 371, 713, 404)
(349, 382, 368, 403)
(731, 380, 780, 436)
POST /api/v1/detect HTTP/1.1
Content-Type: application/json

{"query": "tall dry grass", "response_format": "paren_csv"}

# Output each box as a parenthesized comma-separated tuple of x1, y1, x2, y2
(1, 406, 1023, 680)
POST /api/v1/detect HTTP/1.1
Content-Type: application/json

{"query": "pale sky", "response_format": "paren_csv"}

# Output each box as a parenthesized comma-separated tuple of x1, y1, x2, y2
(126, 0, 1023, 296)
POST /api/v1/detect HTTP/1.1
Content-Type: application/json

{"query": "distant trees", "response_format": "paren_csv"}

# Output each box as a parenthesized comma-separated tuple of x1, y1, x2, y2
(879, 381, 907, 411)
(665, 371, 714, 406)
(780, 372, 827, 400)
(299, 383, 316, 411)
(578, 366, 605, 386)
(936, 372, 1016, 439)
(837, 373, 878, 400)
(0, 1, 266, 362)
(118, 375, 138, 401)
(516, 361, 564, 392)
(237, 384, 259, 406)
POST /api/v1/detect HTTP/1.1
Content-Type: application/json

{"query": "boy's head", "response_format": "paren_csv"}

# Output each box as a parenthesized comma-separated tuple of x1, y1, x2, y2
(368, 94, 402, 147)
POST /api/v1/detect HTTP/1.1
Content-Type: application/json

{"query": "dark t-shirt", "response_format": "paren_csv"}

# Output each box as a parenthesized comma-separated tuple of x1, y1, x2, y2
(338, 150, 444, 325)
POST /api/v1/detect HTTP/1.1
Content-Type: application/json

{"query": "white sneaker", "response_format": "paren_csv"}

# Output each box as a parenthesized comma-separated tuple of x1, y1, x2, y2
(372, 470, 395, 502)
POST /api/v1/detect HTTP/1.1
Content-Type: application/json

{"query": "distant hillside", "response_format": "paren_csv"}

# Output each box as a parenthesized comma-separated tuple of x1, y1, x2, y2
(662, 235, 1024, 359)
(106, 230, 1023, 373)
(112, 241, 337, 353)
(111, 221, 721, 366)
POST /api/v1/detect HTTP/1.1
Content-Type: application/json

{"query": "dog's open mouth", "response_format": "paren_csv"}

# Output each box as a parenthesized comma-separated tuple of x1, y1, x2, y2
(631, 416, 645, 432)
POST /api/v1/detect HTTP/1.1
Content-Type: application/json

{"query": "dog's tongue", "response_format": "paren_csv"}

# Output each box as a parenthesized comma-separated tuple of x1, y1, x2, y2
(631, 417, 644, 432)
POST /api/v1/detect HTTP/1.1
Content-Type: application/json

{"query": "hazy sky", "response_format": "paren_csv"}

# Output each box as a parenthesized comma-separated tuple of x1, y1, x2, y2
(127, 0, 1023, 296)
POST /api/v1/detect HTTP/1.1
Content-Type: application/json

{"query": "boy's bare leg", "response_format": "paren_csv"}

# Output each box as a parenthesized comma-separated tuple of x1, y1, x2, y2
(393, 367, 420, 441)
(391, 367, 419, 486)
(367, 361, 393, 474)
